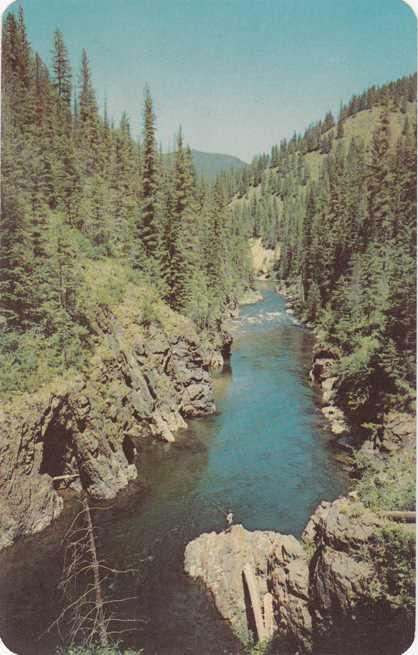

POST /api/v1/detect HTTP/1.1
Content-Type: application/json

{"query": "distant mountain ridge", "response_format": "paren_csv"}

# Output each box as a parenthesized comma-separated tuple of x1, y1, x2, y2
(190, 149, 247, 182)
(165, 149, 247, 182)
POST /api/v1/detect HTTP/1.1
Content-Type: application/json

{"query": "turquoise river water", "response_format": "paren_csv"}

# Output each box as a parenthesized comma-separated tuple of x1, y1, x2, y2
(0, 283, 347, 655)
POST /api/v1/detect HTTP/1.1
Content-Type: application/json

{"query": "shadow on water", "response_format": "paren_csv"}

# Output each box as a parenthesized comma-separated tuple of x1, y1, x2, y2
(0, 282, 348, 655)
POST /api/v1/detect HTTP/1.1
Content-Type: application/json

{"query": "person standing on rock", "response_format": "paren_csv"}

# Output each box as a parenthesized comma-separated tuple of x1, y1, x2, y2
(226, 511, 233, 527)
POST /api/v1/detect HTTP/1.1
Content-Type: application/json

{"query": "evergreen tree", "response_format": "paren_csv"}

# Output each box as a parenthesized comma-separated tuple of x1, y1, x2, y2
(78, 49, 99, 175)
(366, 110, 391, 241)
(0, 192, 32, 328)
(137, 87, 159, 265)
(52, 29, 72, 107)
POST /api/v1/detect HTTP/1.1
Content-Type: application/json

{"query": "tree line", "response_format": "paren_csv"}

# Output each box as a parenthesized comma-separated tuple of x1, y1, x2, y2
(0, 7, 252, 392)
(225, 73, 417, 427)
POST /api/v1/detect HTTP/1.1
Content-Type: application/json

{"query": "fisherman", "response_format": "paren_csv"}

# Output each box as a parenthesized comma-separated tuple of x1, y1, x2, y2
(226, 511, 233, 527)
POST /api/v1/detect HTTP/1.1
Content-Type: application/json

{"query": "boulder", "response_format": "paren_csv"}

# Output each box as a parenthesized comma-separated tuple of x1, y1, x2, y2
(310, 357, 335, 384)
(378, 411, 416, 453)
(185, 524, 312, 649)
(321, 376, 338, 404)
(185, 525, 286, 641)
(310, 497, 383, 552)
(321, 405, 349, 436)
(185, 498, 390, 653)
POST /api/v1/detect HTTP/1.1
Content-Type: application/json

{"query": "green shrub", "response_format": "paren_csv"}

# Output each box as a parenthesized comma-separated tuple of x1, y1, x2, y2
(0, 326, 89, 397)
(364, 523, 416, 613)
(354, 449, 416, 512)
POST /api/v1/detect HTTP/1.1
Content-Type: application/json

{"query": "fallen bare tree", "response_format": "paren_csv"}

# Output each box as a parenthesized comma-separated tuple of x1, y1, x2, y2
(40, 493, 145, 653)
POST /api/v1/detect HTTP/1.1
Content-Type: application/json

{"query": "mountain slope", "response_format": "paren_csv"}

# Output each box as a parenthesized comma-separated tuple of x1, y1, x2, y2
(190, 149, 247, 182)
(228, 74, 416, 429)
(165, 149, 247, 182)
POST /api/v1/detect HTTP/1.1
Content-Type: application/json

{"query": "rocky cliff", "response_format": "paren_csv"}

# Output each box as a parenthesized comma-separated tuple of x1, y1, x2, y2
(250, 238, 280, 279)
(0, 303, 231, 551)
(185, 495, 414, 654)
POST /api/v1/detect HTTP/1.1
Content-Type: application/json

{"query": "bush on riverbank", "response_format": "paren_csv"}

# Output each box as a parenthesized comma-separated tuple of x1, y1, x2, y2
(354, 448, 415, 512)
(352, 448, 415, 616)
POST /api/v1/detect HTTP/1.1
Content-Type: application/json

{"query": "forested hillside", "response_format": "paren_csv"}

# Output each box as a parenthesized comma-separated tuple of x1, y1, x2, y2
(0, 7, 252, 395)
(1, 5, 416, 433)
(164, 149, 246, 183)
(225, 75, 417, 429)
(188, 149, 247, 182)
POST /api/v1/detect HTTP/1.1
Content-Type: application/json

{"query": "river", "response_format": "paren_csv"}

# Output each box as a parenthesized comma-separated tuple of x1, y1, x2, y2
(0, 283, 347, 655)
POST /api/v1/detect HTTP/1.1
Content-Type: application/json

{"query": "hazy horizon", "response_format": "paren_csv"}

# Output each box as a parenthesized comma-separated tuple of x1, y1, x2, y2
(4, 0, 417, 161)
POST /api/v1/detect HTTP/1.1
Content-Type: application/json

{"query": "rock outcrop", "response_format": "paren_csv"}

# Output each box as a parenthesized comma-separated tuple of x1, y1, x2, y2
(250, 238, 280, 279)
(303, 498, 382, 646)
(373, 411, 416, 454)
(184, 524, 305, 642)
(184, 497, 399, 653)
(275, 285, 352, 441)
(309, 346, 351, 440)
(0, 306, 231, 551)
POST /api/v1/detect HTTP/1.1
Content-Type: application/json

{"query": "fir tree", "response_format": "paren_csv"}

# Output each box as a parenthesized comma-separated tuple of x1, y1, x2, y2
(137, 87, 159, 264)
(52, 29, 72, 107)
(78, 49, 99, 175)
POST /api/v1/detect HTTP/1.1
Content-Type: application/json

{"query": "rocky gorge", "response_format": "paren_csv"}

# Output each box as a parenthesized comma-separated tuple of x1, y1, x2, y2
(276, 282, 416, 453)
(0, 283, 414, 655)
(0, 300, 232, 551)
(183, 284, 416, 655)
(185, 493, 415, 655)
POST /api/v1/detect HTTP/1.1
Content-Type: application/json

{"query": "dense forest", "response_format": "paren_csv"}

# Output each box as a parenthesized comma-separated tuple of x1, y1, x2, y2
(224, 73, 417, 431)
(0, 7, 252, 394)
(1, 4, 416, 432)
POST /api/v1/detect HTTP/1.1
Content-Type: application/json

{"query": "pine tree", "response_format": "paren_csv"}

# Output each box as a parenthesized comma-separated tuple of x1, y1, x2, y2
(52, 29, 72, 107)
(137, 87, 159, 264)
(78, 49, 99, 175)
(366, 110, 391, 241)
(301, 184, 316, 300)
(0, 192, 32, 329)
(170, 130, 199, 310)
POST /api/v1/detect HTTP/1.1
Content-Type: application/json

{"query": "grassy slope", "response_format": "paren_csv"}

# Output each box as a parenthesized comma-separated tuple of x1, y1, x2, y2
(0, 258, 184, 399)
(305, 101, 416, 180)
(231, 101, 416, 212)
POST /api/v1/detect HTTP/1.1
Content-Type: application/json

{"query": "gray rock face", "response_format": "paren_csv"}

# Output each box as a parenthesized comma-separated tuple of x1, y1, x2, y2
(185, 524, 302, 642)
(307, 497, 383, 552)
(306, 497, 386, 649)
(185, 497, 388, 653)
(0, 475, 63, 550)
(0, 309, 229, 550)
(309, 348, 350, 438)
(268, 537, 312, 651)
(377, 411, 416, 453)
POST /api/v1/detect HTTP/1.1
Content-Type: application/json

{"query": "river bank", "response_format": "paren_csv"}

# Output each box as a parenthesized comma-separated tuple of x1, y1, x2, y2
(275, 280, 416, 457)
(0, 283, 348, 655)
(182, 283, 415, 655)
(0, 295, 233, 552)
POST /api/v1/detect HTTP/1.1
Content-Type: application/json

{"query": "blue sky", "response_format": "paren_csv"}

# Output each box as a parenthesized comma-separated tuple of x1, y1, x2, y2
(4, 0, 417, 161)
